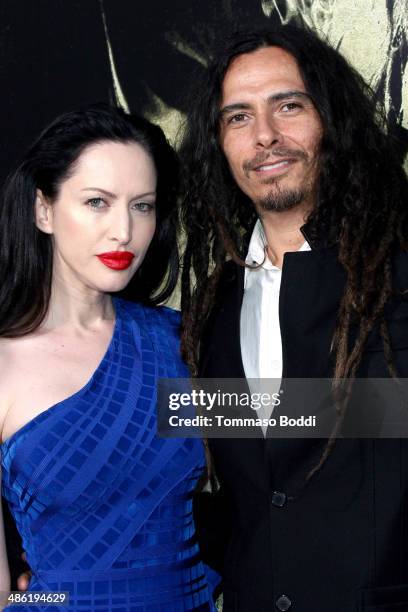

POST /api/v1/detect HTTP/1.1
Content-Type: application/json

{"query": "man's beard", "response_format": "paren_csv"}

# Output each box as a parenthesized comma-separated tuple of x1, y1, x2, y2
(257, 181, 306, 212)
(242, 146, 317, 212)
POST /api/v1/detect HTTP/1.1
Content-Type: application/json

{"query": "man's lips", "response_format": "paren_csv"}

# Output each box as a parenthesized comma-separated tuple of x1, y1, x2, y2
(96, 251, 135, 270)
(252, 158, 296, 174)
(243, 148, 307, 177)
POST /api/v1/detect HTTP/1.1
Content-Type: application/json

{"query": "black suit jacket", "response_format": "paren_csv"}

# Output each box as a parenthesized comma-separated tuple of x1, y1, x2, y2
(198, 244, 408, 612)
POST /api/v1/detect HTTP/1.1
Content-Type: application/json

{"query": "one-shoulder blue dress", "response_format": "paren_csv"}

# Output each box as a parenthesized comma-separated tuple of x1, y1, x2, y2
(1, 299, 217, 611)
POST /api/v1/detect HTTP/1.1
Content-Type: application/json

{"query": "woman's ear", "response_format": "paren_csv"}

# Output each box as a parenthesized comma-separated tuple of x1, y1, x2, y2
(35, 189, 53, 234)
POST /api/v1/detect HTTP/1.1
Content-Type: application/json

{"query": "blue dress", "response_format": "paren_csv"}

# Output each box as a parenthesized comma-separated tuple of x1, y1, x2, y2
(1, 299, 217, 611)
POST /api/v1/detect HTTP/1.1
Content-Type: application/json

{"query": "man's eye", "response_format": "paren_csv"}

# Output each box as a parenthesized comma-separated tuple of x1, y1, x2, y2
(87, 197, 107, 209)
(280, 102, 302, 112)
(132, 202, 155, 213)
(228, 113, 248, 124)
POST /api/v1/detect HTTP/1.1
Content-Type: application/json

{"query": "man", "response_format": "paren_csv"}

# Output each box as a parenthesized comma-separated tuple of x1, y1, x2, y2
(180, 26, 408, 611)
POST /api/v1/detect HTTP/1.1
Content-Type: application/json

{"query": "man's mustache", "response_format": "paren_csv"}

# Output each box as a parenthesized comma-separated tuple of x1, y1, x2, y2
(243, 147, 308, 173)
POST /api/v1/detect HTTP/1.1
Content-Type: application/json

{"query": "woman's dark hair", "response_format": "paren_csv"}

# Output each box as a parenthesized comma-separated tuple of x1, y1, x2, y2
(180, 25, 408, 476)
(0, 103, 179, 337)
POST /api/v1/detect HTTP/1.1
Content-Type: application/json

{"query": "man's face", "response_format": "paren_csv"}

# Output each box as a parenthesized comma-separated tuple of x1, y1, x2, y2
(219, 46, 323, 212)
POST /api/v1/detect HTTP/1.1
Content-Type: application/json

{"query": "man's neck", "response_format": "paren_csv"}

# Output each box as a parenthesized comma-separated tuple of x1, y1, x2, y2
(258, 203, 312, 269)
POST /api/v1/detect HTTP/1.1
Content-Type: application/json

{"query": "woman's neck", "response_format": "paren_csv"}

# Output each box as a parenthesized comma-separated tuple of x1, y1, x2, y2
(43, 278, 115, 331)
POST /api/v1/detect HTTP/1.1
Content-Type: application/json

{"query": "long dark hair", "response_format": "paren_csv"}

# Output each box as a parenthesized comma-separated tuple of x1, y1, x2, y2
(180, 26, 408, 473)
(0, 103, 179, 338)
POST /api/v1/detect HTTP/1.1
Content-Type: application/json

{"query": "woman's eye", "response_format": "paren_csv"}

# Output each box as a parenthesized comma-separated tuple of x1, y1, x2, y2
(132, 202, 155, 213)
(87, 197, 107, 209)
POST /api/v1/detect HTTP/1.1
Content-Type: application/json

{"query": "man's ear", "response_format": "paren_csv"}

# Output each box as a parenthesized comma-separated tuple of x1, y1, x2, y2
(35, 189, 53, 234)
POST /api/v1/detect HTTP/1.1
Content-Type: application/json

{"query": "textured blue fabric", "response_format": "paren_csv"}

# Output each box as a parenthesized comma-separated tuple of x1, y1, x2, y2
(1, 298, 216, 611)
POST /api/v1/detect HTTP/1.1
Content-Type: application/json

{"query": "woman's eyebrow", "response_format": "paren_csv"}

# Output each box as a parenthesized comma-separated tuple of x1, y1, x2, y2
(81, 187, 116, 197)
(81, 187, 157, 199)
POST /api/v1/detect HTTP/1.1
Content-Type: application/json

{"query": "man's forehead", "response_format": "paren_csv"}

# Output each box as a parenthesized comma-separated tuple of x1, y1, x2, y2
(228, 45, 297, 68)
(221, 46, 304, 101)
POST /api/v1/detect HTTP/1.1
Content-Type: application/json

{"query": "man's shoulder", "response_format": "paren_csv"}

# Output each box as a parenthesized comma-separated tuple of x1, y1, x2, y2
(217, 260, 244, 293)
(393, 251, 408, 288)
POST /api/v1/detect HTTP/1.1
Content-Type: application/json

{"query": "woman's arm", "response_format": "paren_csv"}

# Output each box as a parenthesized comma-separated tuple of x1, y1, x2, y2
(0, 469, 11, 593)
(0, 348, 11, 591)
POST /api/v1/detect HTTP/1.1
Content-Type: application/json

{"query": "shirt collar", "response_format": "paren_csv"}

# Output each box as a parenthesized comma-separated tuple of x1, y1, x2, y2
(245, 218, 311, 270)
(246, 219, 268, 266)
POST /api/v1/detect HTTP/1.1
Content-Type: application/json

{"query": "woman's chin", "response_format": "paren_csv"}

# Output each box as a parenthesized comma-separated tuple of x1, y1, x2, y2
(86, 274, 135, 295)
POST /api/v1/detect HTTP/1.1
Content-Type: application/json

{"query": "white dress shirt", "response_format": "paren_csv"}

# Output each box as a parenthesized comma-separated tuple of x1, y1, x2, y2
(240, 219, 310, 432)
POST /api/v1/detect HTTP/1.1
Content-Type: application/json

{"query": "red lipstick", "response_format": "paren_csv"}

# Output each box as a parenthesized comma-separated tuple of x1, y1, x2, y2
(97, 251, 134, 270)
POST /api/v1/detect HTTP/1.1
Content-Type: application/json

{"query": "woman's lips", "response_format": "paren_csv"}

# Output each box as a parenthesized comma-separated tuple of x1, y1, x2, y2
(96, 251, 135, 270)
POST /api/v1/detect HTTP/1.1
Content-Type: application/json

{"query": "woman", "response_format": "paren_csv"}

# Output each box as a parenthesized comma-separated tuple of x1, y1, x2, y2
(0, 104, 217, 610)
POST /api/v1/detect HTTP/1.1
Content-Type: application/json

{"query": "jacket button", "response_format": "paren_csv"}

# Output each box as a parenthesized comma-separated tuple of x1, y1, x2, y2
(276, 594, 292, 610)
(271, 491, 287, 507)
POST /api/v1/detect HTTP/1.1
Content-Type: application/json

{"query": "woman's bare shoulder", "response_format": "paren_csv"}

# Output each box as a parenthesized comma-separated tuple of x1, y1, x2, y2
(0, 334, 35, 366)
(0, 335, 39, 403)
(0, 337, 17, 374)
(0, 339, 17, 433)
(0, 334, 44, 439)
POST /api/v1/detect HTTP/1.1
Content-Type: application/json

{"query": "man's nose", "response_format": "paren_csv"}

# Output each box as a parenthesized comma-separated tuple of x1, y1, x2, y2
(253, 113, 283, 148)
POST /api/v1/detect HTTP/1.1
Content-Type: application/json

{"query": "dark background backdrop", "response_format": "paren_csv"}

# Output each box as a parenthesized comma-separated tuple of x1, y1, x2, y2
(0, 0, 407, 588)
(0, 0, 407, 189)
